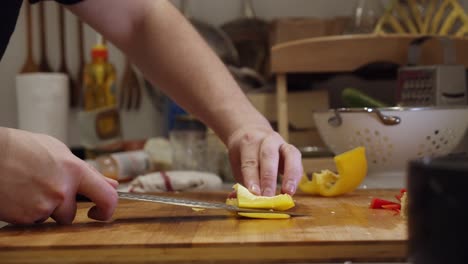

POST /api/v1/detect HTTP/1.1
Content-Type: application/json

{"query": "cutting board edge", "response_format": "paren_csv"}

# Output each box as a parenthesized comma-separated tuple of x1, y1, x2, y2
(0, 241, 408, 263)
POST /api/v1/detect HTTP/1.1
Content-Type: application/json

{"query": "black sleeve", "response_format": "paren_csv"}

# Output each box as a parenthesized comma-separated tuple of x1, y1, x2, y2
(29, 0, 83, 5)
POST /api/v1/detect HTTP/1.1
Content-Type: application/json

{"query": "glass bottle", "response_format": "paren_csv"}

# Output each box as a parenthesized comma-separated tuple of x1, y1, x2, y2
(83, 40, 117, 110)
(346, 0, 385, 34)
(87, 150, 153, 182)
(169, 115, 207, 171)
(80, 35, 122, 156)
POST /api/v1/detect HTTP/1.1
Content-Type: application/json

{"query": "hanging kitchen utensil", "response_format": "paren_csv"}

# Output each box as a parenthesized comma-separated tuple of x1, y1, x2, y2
(20, 1, 39, 73)
(134, 66, 142, 110)
(374, 0, 468, 36)
(57, 5, 78, 108)
(76, 18, 85, 108)
(144, 78, 165, 113)
(227, 65, 266, 91)
(119, 58, 141, 111)
(220, 0, 270, 76)
(180, 0, 239, 66)
(38, 2, 52, 72)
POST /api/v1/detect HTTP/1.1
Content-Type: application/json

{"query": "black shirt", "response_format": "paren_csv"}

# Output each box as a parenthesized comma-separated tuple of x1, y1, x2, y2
(0, 0, 83, 60)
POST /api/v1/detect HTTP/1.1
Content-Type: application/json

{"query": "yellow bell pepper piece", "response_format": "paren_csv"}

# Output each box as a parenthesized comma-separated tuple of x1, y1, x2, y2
(299, 146, 367, 197)
(225, 184, 295, 219)
(234, 183, 295, 210)
(237, 212, 291, 219)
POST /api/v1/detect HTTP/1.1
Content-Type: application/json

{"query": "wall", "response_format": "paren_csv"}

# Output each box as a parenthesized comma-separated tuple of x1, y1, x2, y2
(1, 0, 467, 146)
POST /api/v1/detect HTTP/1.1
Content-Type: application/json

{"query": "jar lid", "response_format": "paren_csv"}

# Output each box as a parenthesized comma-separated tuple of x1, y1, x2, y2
(172, 115, 207, 131)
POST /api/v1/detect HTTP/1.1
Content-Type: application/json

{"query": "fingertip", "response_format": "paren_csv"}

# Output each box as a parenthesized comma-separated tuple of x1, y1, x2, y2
(104, 177, 119, 188)
(248, 183, 261, 195)
(87, 206, 103, 221)
(79, 163, 119, 222)
(85, 189, 118, 221)
(281, 180, 297, 195)
(53, 215, 75, 225)
(261, 187, 276, 197)
(87, 203, 115, 222)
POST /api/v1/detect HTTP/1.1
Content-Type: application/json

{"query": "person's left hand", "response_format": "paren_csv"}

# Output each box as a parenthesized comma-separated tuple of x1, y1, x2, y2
(226, 125, 303, 196)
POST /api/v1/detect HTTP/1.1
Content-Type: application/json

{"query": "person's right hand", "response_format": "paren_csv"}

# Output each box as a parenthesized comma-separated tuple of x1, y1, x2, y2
(0, 128, 118, 225)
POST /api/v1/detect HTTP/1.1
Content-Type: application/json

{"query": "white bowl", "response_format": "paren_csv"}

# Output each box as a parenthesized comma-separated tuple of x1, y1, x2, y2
(314, 107, 468, 187)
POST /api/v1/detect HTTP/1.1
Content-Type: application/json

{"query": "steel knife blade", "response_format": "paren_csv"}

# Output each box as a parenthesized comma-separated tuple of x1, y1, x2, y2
(117, 192, 305, 216)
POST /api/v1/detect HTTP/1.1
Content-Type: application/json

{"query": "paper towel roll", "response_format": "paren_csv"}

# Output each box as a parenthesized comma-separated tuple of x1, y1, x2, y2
(16, 73, 69, 144)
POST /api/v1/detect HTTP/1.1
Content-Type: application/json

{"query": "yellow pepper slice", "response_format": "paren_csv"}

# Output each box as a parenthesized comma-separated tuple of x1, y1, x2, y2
(237, 212, 291, 219)
(299, 146, 367, 197)
(226, 184, 295, 219)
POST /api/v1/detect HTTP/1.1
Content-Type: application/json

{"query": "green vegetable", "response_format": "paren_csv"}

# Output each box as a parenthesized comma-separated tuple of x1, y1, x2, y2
(342, 87, 389, 108)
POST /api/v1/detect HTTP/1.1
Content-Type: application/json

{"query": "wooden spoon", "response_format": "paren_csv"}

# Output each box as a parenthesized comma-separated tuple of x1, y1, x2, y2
(38, 2, 52, 72)
(119, 58, 140, 111)
(57, 5, 78, 107)
(76, 19, 85, 108)
(20, 1, 39, 73)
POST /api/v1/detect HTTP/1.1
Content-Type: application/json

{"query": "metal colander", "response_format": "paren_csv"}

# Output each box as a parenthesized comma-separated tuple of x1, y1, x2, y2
(314, 107, 468, 180)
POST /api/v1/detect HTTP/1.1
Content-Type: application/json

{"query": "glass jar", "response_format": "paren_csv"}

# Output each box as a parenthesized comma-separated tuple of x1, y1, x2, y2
(345, 0, 385, 34)
(169, 115, 207, 171)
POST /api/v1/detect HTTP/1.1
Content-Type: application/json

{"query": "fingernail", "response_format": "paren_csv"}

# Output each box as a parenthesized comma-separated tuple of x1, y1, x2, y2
(249, 184, 260, 195)
(285, 180, 296, 195)
(262, 187, 275, 196)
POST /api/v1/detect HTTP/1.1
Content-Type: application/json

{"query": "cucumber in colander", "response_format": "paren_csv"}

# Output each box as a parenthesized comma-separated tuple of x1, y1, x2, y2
(341, 87, 389, 108)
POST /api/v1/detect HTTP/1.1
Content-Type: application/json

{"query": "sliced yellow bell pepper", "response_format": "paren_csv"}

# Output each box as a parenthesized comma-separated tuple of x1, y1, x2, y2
(226, 184, 295, 219)
(238, 212, 291, 219)
(299, 146, 367, 197)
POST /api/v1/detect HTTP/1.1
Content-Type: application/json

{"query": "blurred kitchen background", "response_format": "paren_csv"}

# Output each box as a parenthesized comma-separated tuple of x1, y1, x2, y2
(2, 0, 468, 184)
(6, 0, 468, 143)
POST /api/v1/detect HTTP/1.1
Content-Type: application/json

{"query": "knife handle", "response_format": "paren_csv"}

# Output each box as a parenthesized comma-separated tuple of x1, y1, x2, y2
(76, 194, 92, 202)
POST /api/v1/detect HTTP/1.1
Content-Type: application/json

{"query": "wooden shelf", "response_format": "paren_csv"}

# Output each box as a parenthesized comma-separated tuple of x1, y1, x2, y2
(271, 34, 468, 73)
(270, 34, 468, 142)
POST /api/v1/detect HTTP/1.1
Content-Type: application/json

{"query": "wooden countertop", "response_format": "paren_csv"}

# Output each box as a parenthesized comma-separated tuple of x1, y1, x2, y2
(0, 189, 407, 264)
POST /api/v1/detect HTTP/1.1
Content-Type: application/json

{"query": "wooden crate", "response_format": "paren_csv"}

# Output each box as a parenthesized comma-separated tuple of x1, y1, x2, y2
(270, 17, 350, 45)
(247, 88, 329, 148)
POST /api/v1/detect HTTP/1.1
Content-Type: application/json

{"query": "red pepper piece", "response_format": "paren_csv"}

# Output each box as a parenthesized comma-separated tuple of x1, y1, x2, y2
(369, 198, 400, 209)
(395, 189, 407, 201)
(381, 204, 401, 210)
(395, 194, 402, 201)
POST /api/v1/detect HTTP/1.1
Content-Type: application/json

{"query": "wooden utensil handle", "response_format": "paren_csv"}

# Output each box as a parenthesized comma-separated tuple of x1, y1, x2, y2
(77, 20, 85, 67)
(58, 5, 67, 71)
(25, 2, 33, 59)
(243, 0, 256, 18)
(39, 3, 47, 57)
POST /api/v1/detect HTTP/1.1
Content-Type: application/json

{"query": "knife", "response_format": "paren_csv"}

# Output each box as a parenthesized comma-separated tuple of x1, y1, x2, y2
(116, 192, 304, 216)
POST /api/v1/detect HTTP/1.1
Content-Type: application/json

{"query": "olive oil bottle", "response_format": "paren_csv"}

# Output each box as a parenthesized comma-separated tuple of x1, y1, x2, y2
(83, 42, 117, 110)
(79, 35, 122, 156)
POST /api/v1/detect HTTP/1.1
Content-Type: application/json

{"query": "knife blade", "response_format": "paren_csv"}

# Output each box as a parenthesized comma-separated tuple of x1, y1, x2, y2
(117, 192, 305, 216)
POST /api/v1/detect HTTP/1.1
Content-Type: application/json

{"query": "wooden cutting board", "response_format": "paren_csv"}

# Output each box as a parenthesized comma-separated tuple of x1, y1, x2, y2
(0, 189, 407, 263)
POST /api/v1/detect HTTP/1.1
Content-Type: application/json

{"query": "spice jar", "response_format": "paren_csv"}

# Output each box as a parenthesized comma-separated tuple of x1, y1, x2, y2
(169, 115, 207, 171)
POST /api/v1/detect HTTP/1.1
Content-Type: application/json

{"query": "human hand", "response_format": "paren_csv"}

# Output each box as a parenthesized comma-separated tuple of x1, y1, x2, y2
(0, 128, 118, 225)
(226, 126, 303, 196)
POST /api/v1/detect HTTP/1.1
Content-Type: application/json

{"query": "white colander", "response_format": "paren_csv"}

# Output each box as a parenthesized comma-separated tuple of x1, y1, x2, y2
(314, 107, 468, 184)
